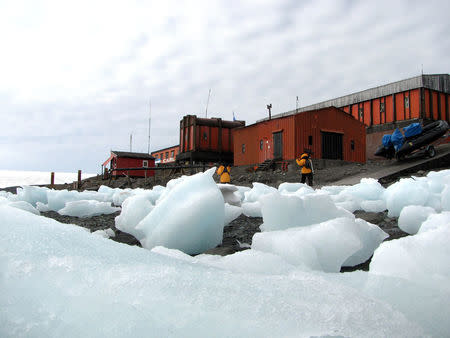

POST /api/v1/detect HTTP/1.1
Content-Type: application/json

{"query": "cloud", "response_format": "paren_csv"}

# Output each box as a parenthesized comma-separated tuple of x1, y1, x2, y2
(0, 0, 449, 172)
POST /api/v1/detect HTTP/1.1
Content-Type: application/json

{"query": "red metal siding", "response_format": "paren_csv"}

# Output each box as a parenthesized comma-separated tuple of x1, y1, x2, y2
(113, 157, 155, 177)
(439, 93, 446, 121)
(448, 94, 450, 121)
(372, 99, 381, 125)
(294, 107, 366, 163)
(424, 89, 430, 119)
(432, 91, 439, 120)
(210, 127, 219, 151)
(410, 89, 421, 119)
(351, 105, 358, 120)
(235, 107, 366, 166)
(233, 116, 296, 166)
(222, 128, 231, 152)
(233, 125, 259, 166)
(396, 93, 405, 121)
(363, 101, 371, 125)
(152, 145, 179, 163)
(385, 95, 394, 123)
(179, 115, 244, 160)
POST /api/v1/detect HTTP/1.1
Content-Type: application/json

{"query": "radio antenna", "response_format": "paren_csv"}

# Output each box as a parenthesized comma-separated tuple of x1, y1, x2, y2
(147, 100, 151, 154)
(205, 88, 211, 118)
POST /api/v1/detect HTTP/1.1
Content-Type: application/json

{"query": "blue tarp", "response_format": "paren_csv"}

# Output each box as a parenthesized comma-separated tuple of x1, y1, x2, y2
(391, 128, 405, 151)
(403, 123, 423, 138)
(382, 134, 392, 148)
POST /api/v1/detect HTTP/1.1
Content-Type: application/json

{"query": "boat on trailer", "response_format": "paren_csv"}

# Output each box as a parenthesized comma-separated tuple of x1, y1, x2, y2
(374, 120, 449, 160)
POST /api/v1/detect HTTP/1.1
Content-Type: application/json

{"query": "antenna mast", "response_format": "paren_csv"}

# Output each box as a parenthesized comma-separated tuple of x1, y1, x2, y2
(130, 133, 132, 152)
(148, 100, 151, 154)
(205, 88, 211, 118)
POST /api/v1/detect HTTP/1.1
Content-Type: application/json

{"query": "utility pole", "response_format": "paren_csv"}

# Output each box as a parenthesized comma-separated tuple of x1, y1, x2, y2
(205, 88, 211, 118)
(130, 133, 132, 152)
(147, 100, 151, 154)
(267, 103, 272, 120)
(296, 96, 299, 114)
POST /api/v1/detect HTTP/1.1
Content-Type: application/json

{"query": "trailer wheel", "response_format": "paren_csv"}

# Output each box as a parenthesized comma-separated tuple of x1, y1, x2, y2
(427, 145, 436, 158)
(396, 153, 405, 161)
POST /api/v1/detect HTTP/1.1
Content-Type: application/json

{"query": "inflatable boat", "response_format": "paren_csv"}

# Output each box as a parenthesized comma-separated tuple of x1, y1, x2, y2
(374, 120, 449, 160)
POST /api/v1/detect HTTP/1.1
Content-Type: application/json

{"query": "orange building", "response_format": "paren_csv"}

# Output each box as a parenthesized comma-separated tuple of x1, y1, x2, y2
(151, 145, 180, 164)
(233, 107, 366, 166)
(177, 115, 245, 164)
(271, 74, 449, 159)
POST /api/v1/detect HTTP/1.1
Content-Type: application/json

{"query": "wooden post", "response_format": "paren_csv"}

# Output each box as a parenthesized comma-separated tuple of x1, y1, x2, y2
(50, 172, 55, 186)
(77, 170, 82, 189)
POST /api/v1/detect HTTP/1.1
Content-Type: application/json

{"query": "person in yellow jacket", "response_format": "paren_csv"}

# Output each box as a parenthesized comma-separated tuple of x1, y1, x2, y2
(296, 152, 314, 186)
(216, 164, 231, 183)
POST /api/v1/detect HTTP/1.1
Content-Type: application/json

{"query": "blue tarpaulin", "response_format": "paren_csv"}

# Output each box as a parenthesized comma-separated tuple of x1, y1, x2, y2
(382, 134, 392, 148)
(403, 123, 423, 138)
(391, 128, 405, 151)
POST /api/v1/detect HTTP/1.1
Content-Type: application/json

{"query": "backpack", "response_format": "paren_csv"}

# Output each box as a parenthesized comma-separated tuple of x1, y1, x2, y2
(304, 158, 312, 170)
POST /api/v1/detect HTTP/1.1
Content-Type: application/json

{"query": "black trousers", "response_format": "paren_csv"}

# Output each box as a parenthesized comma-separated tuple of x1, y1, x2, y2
(301, 173, 313, 186)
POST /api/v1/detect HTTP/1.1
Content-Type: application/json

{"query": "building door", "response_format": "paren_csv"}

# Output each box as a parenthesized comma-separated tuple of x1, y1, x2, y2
(261, 137, 271, 161)
(273, 131, 283, 160)
(321, 131, 343, 160)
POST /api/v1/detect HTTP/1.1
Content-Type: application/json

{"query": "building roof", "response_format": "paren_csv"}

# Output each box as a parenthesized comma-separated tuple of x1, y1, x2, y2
(151, 145, 179, 153)
(264, 74, 450, 122)
(111, 151, 155, 159)
(102, 151, 155, 167)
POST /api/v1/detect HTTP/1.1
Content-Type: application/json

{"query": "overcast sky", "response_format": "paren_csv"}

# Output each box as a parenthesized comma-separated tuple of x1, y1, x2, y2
(1, 0, 449, 173)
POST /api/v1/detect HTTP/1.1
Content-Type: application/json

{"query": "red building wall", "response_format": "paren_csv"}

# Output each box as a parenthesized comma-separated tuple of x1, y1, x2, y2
(294, 107, 366, 163)
(152, 146, 180, 163)
(179, 115, 241, 155)
(112, 157, 155, 177)
(233, 107, 366, 166)
(340, 88, 430, 127)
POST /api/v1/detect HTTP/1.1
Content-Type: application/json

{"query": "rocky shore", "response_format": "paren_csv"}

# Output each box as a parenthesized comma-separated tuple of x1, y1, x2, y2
(7, 158, 438, 271)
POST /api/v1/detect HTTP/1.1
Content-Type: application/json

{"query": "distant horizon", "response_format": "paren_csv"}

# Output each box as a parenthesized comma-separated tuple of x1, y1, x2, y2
(0, 170, 97, 189)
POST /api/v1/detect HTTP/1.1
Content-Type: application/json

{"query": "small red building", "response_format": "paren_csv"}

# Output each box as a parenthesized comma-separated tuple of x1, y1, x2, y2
(102, 151, 155, 177)
(233, 107, 366, 166)
(151, 145, 180, 164)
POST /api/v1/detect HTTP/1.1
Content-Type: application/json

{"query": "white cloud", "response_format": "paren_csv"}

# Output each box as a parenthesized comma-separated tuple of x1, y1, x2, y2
(0, 0, 449, 172)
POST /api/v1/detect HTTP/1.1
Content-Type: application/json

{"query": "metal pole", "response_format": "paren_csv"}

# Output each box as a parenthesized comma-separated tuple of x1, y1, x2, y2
(267, 104, 272, 120)
(205, 88, 211, 118)
(148, 100, 151, 154)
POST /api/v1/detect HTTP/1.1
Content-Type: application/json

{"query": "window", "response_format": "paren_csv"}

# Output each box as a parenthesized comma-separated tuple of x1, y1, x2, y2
(165, 152, 169, 159)
(171, 150, 174, 158)
(242, 144, 246, 153)
(404, 96, 410, 108)
(308, 135, 313, 146)
(143, 160, 148, 167)
(260, 140, 263, 150)
(203, 132, 208, 141)
(358, 107, 363, 119)
(380, 102, 385, 113)
(351, 140, 355, 151)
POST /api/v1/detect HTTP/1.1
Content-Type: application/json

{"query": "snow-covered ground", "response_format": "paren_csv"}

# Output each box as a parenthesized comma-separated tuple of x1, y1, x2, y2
(0, 170, 97, 188)
(1, 167, 450, 337)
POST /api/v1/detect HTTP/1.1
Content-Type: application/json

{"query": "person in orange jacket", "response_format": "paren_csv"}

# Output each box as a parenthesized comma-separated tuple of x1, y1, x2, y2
(217, 164, 231, 183)
(296, 152, 314, 186)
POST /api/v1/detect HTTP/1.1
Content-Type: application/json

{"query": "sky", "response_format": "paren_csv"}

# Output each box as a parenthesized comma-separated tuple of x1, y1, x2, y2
(1, 0, 449, 174)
